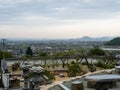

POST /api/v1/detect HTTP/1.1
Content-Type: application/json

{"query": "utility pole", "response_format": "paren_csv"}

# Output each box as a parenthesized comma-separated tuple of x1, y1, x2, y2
(2, 39, 6, 59)
(1, 39, 10, 89)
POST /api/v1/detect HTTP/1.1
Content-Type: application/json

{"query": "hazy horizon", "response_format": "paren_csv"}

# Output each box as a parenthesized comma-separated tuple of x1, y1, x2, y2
(0, 36, 116, 41)
(0, 0, 120, 39)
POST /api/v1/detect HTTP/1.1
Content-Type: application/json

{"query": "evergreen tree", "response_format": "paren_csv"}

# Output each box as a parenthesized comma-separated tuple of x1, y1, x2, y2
(26, 47, 33, 57)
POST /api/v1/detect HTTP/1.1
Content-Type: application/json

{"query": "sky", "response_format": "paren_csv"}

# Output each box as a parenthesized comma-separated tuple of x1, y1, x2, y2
(0, 0, 120, 39)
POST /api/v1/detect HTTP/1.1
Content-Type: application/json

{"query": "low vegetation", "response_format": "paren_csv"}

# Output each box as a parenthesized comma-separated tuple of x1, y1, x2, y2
(67, 61, 83, 77)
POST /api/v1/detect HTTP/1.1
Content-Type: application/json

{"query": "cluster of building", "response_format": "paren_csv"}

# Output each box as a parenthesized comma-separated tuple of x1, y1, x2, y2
(0, 39, 106, 58)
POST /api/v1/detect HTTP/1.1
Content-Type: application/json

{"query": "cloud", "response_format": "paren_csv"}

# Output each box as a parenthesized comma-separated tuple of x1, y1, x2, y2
(0, 0, 31, 4)
(36, 0, 54, 3)
(1, 14, 120, 39)
(82, 0, 96, 3)
(0, 0, 120, 38)
(0, 0, 120, 21)
(52, 7, 67, 13)
(5, 13, 64, 26)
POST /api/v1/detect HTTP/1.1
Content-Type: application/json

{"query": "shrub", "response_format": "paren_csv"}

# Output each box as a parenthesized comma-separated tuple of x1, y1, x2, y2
(95, 61, 105, 68)
(81, 62, 88, 65)
(11, 62, 20, 71)
(42, 70, 55, 80)
(105, 63, 115, 69)
(95, 60, 115, 69)
(67, 62, 83, 77)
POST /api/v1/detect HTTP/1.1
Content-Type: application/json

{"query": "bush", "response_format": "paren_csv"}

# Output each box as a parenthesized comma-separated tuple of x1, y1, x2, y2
(95, 61, 105, 68)
(95, 60, 115, 69)
(81, 62, 88, 65)
(67, 62, 83, 77)
(42, 70, 55, 80)
(105, 63, 115, 69)
(11, 62, 20, 71)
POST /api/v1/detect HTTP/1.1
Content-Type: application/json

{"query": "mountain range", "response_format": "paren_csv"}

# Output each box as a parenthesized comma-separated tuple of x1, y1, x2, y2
(0, 36, 115, 42)
(73, 36, 114, 41)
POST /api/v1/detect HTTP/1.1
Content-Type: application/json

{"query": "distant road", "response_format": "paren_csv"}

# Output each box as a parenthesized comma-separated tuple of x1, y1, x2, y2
(101, 48, 120, 51)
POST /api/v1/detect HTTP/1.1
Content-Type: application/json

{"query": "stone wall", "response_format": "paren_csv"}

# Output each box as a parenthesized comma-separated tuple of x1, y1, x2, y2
(41, 69, 115, 90)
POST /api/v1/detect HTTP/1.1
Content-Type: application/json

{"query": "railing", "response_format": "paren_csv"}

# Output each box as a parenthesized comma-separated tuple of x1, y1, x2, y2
(58, 83, 70, 90)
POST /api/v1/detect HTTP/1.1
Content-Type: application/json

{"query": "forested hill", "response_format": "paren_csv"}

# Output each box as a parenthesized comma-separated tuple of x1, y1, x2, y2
(105, 37, 120, 46)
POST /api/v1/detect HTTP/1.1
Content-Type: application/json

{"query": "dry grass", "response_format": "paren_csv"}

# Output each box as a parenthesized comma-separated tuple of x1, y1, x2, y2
(8, 64, 104, 82)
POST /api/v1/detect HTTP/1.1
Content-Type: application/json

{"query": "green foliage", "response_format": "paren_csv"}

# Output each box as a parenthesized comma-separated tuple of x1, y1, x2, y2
(81, 62, 88, 65)
(38, 52, 48, 57)
(105, 63, 115, 69)
(52, 51, 73, 68)
(105, 37, 120, 46)
(11, 62, 20, 71)
(37, 52, 49, 59)
(67, 61, 82, 77)
(88, 48, 105, 56)
(26, 47, 33, 57)
(38, 52, 49, 67)
(20, 55, 28, 60)
(28, 69, 55, 81)
(95, 60, 115, 69)
(95, 60, 105, 68)
(0, 51, 13, 60)
(42, 69, 55, 80)
(52, 50, 75, 59)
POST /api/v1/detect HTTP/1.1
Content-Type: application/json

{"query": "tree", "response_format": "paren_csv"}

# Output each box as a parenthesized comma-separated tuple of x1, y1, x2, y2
(88, 47, 105, 64)
(0, 51, 13, 60)
(51, 53, 59, 68)
(59, 51, 71, 68)
(85, 48, 105, 71)
(38, 52, 48, 67)
(73, 50, 83, 62)
(102, 52, 115, 68)
(105, 37, 120, 46)
(26, 47, 33, 58)
(67, 61, 82, 77)
(52, 51, 70, 68)
(88, 48, 105, 56)
(78, 49, 90, 68)
(74, 48, 96, 72)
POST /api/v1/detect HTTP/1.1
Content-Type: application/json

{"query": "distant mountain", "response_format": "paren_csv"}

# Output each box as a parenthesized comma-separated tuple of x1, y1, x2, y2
(105, 37, 120, 46)
(75, 36, 114, 41)
(80, 36, 93, 41)
(1, 36, 114, 42)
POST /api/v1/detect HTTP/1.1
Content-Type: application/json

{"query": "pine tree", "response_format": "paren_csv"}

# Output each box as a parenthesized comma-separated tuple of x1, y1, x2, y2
(26, 47, 33, 57)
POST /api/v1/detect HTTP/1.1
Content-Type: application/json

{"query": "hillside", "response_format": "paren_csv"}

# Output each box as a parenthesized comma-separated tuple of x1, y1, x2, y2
(73, 36, 114, 41)
(105, 37, 120, 46)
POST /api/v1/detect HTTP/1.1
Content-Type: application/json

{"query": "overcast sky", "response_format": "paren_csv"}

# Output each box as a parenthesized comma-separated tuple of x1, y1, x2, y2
(0, 0, 120, 39)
